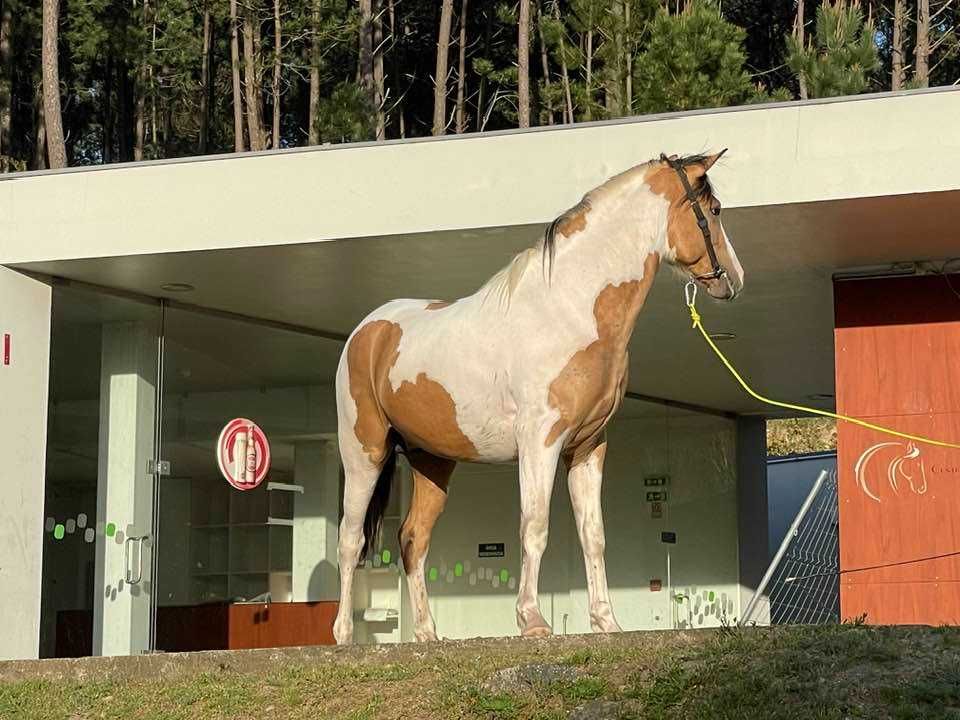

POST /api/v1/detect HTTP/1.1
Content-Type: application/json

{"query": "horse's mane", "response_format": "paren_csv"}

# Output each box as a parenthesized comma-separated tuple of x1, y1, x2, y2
(480, 153, 717, 307)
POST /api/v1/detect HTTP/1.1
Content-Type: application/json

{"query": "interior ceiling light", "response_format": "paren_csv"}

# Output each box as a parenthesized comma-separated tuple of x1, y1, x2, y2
(708, 332, 736, 341)
(160, 282, 195, 293)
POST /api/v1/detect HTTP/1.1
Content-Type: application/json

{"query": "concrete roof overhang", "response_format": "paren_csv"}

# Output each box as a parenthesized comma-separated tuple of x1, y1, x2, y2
(3, 87, 959, 416)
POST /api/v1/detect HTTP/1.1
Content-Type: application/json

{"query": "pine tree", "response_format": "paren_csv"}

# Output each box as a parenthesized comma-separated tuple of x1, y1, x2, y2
(633, 1, 755, 114)
(786, 0, 879, 98)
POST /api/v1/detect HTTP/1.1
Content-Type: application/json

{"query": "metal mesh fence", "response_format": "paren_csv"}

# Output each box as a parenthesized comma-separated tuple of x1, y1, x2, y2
(766, 469, 840, 625)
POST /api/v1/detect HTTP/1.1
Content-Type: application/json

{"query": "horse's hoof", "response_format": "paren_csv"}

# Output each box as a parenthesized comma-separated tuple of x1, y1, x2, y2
(521, 624, 553, 638)
(333, 620, 354, 645)
(591, 621, 623, 634)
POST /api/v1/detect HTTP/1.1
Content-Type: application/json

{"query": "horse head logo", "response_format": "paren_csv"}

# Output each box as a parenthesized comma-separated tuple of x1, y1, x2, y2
(854, 441, 928, 503)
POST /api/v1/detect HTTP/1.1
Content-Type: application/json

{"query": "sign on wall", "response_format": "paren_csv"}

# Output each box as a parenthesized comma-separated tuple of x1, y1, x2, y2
(216, 418, 271, 491)
(478, 542, 505, 558)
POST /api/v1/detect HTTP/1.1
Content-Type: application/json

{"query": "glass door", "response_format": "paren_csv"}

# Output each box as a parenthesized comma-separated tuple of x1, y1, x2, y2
(40, 285, 161, 657)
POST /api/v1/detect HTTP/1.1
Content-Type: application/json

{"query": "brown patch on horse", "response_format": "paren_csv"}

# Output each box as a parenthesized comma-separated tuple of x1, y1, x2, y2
(644, 161, 723, 278)
(390, 373, 479, 460)
(425, 301, 452, 310)
(556, 200, 591, 237)
(545, 253, 660, 450)
(347, 320, 402, 465)
(564, 434, 607, 470)
(399, 450, 455, 574)
(346, 320, 478, 464)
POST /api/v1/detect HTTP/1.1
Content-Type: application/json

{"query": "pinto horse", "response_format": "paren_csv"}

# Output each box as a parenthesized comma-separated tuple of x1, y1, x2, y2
(333, 152, 744, 644)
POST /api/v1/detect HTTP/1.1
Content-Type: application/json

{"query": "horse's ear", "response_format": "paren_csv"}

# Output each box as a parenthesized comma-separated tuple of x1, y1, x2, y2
(700, 149, 727, 173)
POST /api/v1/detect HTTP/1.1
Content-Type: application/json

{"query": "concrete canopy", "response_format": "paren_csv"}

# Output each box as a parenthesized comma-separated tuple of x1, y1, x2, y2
(3, 87, 959, 416)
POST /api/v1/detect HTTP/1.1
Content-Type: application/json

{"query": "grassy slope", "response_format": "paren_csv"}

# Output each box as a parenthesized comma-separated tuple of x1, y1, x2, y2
(2, 625, 960, 720)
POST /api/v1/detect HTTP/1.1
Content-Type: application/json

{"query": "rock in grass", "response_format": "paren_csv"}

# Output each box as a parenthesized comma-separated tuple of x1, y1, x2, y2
(482, 663, 583, 694)
(568, 700, 625, 719)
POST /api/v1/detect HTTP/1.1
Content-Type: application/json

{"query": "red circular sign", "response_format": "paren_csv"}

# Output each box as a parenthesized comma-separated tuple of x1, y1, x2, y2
(216, 418, 271, 491)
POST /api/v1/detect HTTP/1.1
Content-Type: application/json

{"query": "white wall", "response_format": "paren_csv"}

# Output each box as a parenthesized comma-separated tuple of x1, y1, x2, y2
(0, 268, 51, 660)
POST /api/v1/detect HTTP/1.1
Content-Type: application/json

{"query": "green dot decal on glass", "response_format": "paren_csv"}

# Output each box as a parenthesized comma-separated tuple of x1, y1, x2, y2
(454, 562, 463, 577)
(105, 522, 116, 537)
(429, 567, 438, 582)
(500, 569, 509, 584)
(53, 524, 65, 540)
(382, 549, 391, 565)
(708, 591, 715, 602)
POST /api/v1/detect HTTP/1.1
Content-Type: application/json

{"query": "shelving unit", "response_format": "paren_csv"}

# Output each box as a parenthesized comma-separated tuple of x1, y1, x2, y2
(188, 476, 299, 603)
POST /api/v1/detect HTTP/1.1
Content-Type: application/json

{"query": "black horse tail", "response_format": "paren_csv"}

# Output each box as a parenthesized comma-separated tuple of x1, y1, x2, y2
(360, 430, 404, 563)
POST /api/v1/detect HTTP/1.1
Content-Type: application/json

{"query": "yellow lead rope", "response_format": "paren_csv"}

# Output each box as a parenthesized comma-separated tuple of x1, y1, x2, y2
(685, 284, 960, 450)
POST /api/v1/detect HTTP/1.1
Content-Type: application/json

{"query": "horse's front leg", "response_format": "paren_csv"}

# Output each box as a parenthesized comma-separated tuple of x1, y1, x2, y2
(515, 428, 563, 638)
(566, 438, 622, 633)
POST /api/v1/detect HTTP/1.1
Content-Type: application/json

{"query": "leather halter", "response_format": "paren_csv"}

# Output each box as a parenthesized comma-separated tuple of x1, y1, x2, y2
(660, 153, 730, 287)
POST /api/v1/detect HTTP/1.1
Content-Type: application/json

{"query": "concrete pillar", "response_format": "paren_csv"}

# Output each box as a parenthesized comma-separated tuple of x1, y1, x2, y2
(0, 268, 51, 661)
(736, 416, 770, 624)
(94, 322, 157, 656)
(292, 439, 340, 602)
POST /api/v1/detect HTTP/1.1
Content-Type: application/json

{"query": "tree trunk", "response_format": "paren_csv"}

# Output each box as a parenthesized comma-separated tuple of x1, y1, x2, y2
(584, 29, 593, 121)
(373, 0, 385, 139)
(230, 0, 245, 151)
(359, 0, 376, 129)
(476, 3, 491, 131)
(891, 0, 905, 90)
(0, 0, 12, 166)
(135, 0, 150, 161)
(272, 0, 281, 148)
(914, 0, 929, 87)
(308, 0, 320, 144)
(624, 0, 632, 114)
(118, 60, 131, 160)
(537, 2, 553, 125)
(432, 0, 453, 135)
(795, 0, 807, 99)
(41, 0, 66, 167)
(554, 3, 573, 123)
(243, 9, 265, 151)
(388, 0, 405, 138)
(200, 6, 212, 153)
(518, 0, 530, 128)
(455, 0, 468, 133)
(33, 81, 47, 170)
(103, 54, 113, 163)
(150, 16, 157, 148)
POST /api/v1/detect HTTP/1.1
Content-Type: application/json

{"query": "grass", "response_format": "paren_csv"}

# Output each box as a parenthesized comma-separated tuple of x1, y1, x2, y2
(2, 625, 960, 719)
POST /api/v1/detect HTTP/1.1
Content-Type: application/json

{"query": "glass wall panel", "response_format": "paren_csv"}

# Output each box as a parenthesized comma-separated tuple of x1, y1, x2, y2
(155, 306, 344, 651)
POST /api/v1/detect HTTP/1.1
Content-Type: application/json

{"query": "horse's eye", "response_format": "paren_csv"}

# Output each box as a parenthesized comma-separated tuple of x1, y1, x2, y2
(711, 206, 721, 216)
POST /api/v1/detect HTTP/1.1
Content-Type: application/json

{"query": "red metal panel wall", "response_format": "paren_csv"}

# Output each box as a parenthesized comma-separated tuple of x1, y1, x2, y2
(835, 275, 960, 625)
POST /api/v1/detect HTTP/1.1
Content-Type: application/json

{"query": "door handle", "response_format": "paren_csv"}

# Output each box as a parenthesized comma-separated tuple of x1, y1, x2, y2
(125, 535, 149, 585)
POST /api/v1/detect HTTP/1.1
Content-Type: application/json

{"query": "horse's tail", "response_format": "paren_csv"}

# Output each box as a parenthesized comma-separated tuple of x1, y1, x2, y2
(360, 429, 404, 563)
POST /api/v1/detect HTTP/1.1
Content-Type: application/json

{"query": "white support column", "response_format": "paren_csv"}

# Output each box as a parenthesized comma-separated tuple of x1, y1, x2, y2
(94, 322, 157, 656)
(0, 268, 51, 661)
(292, 439, 340, 601)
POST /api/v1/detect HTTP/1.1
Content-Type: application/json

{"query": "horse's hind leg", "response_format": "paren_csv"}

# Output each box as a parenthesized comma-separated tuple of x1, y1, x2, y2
(332, 441, 385, 645)
(400, 449, 455, 642)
